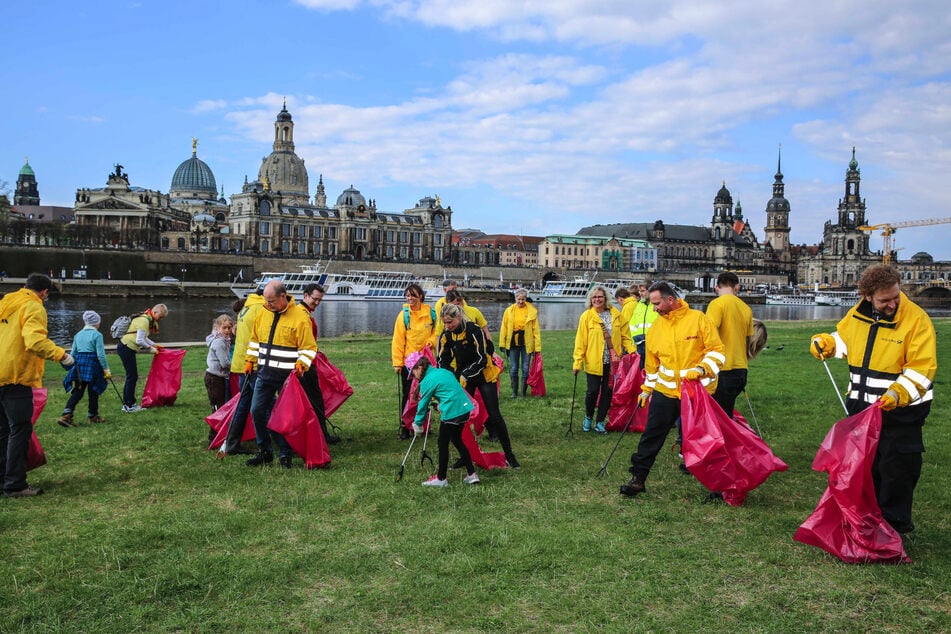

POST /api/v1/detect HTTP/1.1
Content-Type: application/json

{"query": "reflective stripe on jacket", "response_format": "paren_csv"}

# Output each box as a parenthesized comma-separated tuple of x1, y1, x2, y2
(246, 298, 317, 379)
(630, 299, 658, 339)
(643, 301, 724, 398)
(832, 292, 936, 419)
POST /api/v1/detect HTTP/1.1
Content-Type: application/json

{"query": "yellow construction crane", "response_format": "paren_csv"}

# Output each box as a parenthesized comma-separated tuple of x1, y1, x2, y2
(857, 217, 951, 265)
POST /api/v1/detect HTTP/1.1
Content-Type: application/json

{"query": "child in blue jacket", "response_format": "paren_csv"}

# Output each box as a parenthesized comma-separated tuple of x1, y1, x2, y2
(60, 311, 111, 426)
(411, 357, 479, 487)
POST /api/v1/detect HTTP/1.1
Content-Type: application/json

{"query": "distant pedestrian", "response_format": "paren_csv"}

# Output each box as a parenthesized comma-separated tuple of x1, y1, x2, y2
(499, 288, 541, 398)
(0, 273, 74, 497)
(116, 303, 168, 412)
(59, 310, 111, 427)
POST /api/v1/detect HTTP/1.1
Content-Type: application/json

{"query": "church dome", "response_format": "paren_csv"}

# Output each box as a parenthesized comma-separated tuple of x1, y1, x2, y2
(19, 160, 35, 177)
(714, 182, 732, 205)
(336, 185, 366, 208)
(171, 155, 217, 195)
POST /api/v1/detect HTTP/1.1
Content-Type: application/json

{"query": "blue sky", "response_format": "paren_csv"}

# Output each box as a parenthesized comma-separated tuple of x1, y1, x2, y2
(5, 1, 950, 259)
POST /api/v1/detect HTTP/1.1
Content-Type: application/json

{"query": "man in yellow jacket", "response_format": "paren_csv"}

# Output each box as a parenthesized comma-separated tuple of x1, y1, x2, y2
(620, 281, 725, 497)
(244, 280, 317, 468)
(0, 274, 74, 497)
(810, 265, 936, 534)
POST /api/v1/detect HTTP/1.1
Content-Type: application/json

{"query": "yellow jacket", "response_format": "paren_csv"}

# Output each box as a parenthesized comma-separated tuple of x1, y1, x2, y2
(705, 293, 753, 371)
(573, 307, 635, 375)
(0, 288, 67, 387)
(230, 293, 266, 373)
(499, 302, 541, 353)
(391, 303, 437, 368)
(643, 301, 725, 398)
(246, 298, 317, 378)
(830, 292, 936, 419)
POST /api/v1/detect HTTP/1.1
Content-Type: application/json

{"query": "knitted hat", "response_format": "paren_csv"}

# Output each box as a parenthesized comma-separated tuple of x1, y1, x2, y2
(83, 310, 101, 326)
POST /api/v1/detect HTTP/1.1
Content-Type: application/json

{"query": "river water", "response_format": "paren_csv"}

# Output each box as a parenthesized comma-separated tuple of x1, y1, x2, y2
(41, 295, 949, 347)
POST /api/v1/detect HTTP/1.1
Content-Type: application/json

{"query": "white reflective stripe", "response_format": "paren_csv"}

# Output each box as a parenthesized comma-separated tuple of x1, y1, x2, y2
(911, 388, 934, 404)
(706, 351, 726, 365)
(298, 349, 317, 362)
(656, 376, 677, 389)
(902, 368, 932, 391)
(259, 347, 299, 359)
(261, 359, 296, 370)
(864, 376, 893, 390)
(248, 349, 261, 359)
(832, 331, 847, 358)
(897, 375, 922, 397)
(700, 358, 720, 377)
(851, 388, 933, 404)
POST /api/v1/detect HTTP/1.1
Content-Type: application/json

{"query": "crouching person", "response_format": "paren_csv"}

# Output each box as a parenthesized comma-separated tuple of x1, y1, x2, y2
(412, 356, 480, 487)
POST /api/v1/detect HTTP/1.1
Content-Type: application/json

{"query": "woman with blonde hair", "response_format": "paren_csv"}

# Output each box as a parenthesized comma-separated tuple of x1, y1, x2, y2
(116, 303, 168, 413)
(572, 285, 634, 433)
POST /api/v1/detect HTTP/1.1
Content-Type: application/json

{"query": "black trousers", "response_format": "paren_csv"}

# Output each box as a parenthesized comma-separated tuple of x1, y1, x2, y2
(465, 381, 516, 459)
(299, 365, 328, 425)
(713, 368, 747, 418)
(629, 391, 681, 480)
(847, 400, 925, 532)
(437, 416, 474, 480)
(585, 364, 612, 422)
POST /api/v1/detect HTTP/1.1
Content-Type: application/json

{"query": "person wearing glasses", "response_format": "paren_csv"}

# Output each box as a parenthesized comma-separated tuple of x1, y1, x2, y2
(391, 283, 437, 440)
(244, 280, 317, 469)
(572, 285, 635, 434)
(0, 273, 74, 497)
(299, 283, 338, 445)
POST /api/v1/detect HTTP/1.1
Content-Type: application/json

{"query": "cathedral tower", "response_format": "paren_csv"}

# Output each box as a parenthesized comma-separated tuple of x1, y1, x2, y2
(764, 147, 791, 253)
(14, 158, 40, 206)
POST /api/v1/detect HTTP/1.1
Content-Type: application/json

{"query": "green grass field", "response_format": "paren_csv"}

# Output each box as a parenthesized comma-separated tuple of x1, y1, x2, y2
(1, 319, 948, 632)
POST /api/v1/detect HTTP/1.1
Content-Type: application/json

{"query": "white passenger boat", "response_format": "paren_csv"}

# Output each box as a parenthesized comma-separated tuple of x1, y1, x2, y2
(814, 289, 859, 306)
(531, 275, 597, 303)
(765, 293, 817, 306)
(231, 261, 446, 302)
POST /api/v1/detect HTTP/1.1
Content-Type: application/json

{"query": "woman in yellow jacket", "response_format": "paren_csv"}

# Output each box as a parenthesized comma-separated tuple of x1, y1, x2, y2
(499, 288, 541, 398)
(391, 283, 437, 439)
(572, 285, 635, 433)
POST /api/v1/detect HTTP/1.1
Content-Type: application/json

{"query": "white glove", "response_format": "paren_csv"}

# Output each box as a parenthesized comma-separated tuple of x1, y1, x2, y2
(61, 353, 75, 367)
(412, 423, 424, 436)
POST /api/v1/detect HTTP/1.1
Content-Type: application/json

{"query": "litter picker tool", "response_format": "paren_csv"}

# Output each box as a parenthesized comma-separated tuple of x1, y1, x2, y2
(566, 372, 579, 438)
(742, 390, 764, 437)
(108, 376, 123, 402)
(396, 432, 418, 482)
(419, 407, 434, 469)
(595, 408, 638, 477)
(814, 340, 849, 415)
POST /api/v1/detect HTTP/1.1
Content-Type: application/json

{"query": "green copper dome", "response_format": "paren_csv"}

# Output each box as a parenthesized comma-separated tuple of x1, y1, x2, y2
(171, 154, 217, 194)
(19, 160, 35, 177)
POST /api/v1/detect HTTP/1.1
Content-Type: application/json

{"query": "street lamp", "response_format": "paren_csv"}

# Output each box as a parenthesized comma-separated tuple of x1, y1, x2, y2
(181, 267, 187, 286)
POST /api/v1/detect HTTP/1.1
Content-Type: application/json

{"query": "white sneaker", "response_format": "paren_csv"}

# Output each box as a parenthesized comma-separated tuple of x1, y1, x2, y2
(422, 476, 448, 487)
(122, 404, 142, 413)
(463, 473, 481, 485)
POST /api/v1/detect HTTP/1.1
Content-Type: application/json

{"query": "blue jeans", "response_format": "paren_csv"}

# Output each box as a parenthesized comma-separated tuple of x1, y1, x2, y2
(507, 347, 531, 382)
(249, 372, 293, 458)
(116, 342, 139, 407)
(0, 384, 34, 493)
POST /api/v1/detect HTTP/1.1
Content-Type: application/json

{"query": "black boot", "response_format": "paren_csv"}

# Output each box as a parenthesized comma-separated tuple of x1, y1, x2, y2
(245, 450, 273, 467)
(620, 475, 646, 497)
(510, 376, 518, 398)
(521, 380, 528, 397)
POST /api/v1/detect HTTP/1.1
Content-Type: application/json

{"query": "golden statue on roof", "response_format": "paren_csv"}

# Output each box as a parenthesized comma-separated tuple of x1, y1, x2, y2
(192, 137, 198, 154)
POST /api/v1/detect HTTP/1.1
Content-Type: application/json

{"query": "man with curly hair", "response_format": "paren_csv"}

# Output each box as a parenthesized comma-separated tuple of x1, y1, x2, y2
(810, 265, 937, 534)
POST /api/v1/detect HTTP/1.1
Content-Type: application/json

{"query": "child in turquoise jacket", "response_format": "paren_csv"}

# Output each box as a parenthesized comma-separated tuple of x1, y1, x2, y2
(411, 357, 479, 487)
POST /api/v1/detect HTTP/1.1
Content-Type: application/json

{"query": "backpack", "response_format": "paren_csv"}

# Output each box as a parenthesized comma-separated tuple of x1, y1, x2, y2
(110, 315, 132, 340)
(403, 305, 437, 330)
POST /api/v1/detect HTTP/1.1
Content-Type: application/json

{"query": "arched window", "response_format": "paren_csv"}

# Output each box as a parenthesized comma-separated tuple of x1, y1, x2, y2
(260, 200, 271, 217)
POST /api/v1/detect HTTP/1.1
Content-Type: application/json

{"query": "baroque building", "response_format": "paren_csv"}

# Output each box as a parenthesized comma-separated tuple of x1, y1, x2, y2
(167, 139, 230, 252)
(228, 105, 452, 261)
(73, 165, 190, 249)
(797, 148, 879, 287)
